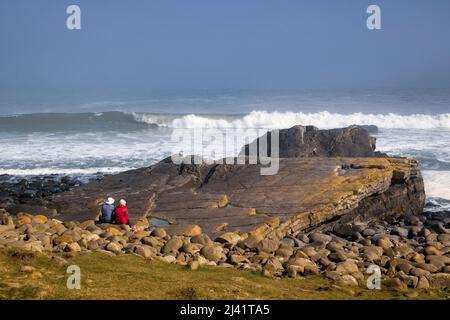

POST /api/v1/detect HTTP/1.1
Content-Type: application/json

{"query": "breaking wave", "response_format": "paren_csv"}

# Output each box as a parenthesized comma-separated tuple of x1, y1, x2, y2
(1, 111, 450, 132)
(133, 111, 450, 130)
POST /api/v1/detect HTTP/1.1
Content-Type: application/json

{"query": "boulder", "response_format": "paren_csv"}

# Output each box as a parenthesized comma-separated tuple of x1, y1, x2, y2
(396, 262, 414, 274)
(200, 245, 225, 263)
(424, 246, 441, 256)
(338, 275, 359, 287)
(106, 227, 122, 236)
(275, 247, 294, 259)
(383, 277, 408, 291)
(392, 227, 409, 238)
(263, 257, 284, 275)
(181, 243, 202, 255)
(410, 267, 430, 277)
(333, 224, 354, 238)
(132, 230, 150, 239)
(415, 263, 439, 274)
(160, 255, 176, 264)
(328, 250, 348, 262)
(161, 237, 184, 254)
(362, 246, 383, 261)
(426, 255, 449, 271)
(376, 237, 394, 250)
(87, 240, 100, 250)
(80, 220, 95, 229)
(309, 232, 332, 245)
(280, 237, 296, 247)
(134, 245, 153, 259)
(303, 264, 320, 275)
(151, 228, 167, 238)
(286, 257, 316, 270)
(54, 234, 76, 245)
(32, 215, 48, 224)
(106, 242, 122, 255)
(239, 234, 263, 249)
(191, 234, 213, 245)
(65, 242, 81, 253)
(362, 228, 376, 237)
(229, 254, 250, 265)
(397, 273, 419, 288)
(215, 232, 242, 245)
(257, 239, 280, 254)
(142, 236, 163, 248)
(426, 273, 450, 290)
(410, 253, 426, 264)
(15, 217, 32, 227)
(335, 261, 359, 275)
(416, 276, 430, 289)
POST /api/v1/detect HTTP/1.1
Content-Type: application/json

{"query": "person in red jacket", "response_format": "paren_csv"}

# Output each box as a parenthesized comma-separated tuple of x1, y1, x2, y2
(115, 199, 130, 225)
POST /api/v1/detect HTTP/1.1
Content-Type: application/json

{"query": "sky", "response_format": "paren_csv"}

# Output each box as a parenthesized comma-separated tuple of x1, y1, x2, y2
(1, 0, 450, 112)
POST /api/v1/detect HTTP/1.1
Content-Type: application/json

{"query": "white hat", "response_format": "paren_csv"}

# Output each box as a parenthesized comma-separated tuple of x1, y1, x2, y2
(105, 197, 115, 205)
(119, 199, 126, 206)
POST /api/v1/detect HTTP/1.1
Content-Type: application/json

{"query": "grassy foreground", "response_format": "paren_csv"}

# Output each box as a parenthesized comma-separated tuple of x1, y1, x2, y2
(0, 249, 447, 300)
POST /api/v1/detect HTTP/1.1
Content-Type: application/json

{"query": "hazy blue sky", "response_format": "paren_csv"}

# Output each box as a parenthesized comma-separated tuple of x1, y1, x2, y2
(1, 0, 450, 112)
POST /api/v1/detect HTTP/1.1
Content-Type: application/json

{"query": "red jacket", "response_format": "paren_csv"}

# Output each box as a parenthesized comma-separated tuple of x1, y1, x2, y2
(115, 204, 129, 225)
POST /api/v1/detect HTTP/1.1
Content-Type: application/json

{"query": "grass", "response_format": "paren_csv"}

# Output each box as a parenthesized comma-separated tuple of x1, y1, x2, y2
(0, 248, 448, 300)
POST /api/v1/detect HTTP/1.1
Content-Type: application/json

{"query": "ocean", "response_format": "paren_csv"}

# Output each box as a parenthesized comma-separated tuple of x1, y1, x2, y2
(0, 90, 449, 211)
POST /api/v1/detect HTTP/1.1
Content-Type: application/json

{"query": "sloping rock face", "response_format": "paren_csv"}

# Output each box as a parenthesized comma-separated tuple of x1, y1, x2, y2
(241, 125, 377, 158)
(9, 157, 424, 241)
(6, 125, 425, 240)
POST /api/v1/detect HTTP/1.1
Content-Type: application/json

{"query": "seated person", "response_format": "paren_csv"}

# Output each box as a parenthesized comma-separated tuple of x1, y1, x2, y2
(100, 197, 115, 223)
(115, 199, 130, 225)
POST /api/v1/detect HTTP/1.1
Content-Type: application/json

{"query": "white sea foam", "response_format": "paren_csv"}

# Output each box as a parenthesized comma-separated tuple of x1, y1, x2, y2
(133, 111, 450, 130)
(423, 171, 450, 200)
(2, 111, 450, 203)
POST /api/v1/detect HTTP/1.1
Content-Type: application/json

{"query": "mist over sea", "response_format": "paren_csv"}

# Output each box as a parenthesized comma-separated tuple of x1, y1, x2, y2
(0, 90, 449, 210)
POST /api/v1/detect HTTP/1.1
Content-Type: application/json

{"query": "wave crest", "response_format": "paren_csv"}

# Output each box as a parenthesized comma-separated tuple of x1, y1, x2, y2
(133, 111, 450, 130)
(1, 111, 450, 131)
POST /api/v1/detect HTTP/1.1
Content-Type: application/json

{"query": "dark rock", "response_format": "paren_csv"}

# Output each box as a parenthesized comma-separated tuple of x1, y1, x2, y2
(241, 125, 376, 158)
(309, 232, 332, 245)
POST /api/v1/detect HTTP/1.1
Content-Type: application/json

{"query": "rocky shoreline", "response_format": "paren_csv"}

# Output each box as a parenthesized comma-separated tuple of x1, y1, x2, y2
(0, 174, 101, 211)
(0, 208, 449, 292)
(0, 125, 449, 293)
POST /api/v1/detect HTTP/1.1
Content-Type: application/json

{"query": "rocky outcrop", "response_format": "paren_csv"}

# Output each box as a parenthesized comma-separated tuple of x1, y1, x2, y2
(6, 158, 424, 243)
(241, 125, 377, 158)
(3, 126, 425, 243)
(0, 176, 81, 211)
(0, 124, 442, 292)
